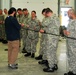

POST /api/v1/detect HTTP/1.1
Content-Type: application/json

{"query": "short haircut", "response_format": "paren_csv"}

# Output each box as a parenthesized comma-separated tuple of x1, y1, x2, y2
(45, 8, 53, 13)
(17, 8, 22, 11)
(42, 8, 46, 14)
(68, 8, 76, 15)
(32, 10, 36, 14)
(4, 8, 7, 10)
(23, 8, 28, 11)
(8, 7, 16, 15)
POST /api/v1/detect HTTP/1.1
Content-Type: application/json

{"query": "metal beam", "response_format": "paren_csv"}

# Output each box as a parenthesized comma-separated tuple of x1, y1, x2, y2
(0, 0, 2, 9)
(58, 0, 60, 17)
(10, 0, 12, 8)
(74, 0, 76, 11)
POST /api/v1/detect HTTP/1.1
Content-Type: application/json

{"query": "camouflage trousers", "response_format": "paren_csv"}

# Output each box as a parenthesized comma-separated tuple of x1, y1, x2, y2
(42, 39, 47, 60)
(2, 24, 7, 40)
(25, 36, 38, 53)
(45, 35, 59, 68)
(39, 34, 47, 60)
(0, 24, 6, 39)
(67, 39, 76, 74)
(21, 30, 28, 48)
(39, 37, 45, 55)
(0, 25, 2, 39)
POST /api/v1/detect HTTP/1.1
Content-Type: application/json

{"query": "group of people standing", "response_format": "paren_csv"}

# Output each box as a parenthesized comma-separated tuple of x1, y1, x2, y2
(4, 7, 76, 75)
(17, 8, 40, 57)
(5, 7, 60, 72)
(0, 8, 8, 44)
(16, 7, 60, 72)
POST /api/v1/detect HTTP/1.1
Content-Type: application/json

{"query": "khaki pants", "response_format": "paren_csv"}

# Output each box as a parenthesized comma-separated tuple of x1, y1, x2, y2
(8, 40, 19, 64)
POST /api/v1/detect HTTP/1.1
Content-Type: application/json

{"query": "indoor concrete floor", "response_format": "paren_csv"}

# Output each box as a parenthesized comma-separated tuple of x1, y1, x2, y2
(0, 38, 68, 75)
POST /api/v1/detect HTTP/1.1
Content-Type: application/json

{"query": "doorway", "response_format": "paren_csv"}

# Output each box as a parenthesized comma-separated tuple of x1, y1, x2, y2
(60, 7, 72, 27)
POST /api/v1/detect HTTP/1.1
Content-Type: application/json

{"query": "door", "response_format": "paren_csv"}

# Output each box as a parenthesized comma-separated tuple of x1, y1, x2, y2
(60, 7, 72, 27)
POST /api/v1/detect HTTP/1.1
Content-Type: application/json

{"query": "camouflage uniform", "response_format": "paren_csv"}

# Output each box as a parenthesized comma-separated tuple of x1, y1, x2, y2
(3, 14, 8, 40)
(16, 14, 24, 24)
(0, 15, 4, 40)
(66, 19, 76, 74)
(42, 14, 60, 68)
(16, 14, 24, 38)
(21, 14, 30, 49)
(39, 17, 47, 60)
(4, 14, 8, 20)
(25, 18, 40, 53)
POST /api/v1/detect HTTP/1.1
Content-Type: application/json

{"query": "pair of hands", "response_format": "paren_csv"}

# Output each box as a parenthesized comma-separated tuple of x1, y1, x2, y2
(26, 25, 36, 30)
(20, 23, 45, 32)
(63, 30, 70, 36)
(40, 29, 44, 33)
(20, 24, 29, 28)
(26, 25, 45, 32)
(20, 23, 24, 27)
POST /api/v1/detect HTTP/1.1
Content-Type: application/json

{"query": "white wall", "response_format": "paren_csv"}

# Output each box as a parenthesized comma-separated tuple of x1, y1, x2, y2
(1, 0, 75, 21)
(1, 0, 10, 10)
(11, 0, 58, 21)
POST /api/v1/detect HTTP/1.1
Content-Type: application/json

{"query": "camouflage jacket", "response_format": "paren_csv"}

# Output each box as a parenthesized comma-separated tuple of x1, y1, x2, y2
(42, 14, 60, 36)
(22, 14, 30, 29)
(16, 14, 24, 23)
(67, 19, 76, 38)
(0, 15, 4, 25)
(27, 18, 40, 39)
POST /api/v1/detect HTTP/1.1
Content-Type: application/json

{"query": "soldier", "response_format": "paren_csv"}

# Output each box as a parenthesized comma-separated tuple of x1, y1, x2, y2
(16, 8, 24, 49)
(17, 8, 24, 24)
(35, 8, 47, 60)
(0, 9, 4, 42)
(37, 8, 49, 66)
(25, 10, 40, 57)
(4, 8, 8, 19)
(64, 9, 76, 75)
(40, 8, 60, 72)
(21, 8, 30, 54)
(2, 8, 8, 44)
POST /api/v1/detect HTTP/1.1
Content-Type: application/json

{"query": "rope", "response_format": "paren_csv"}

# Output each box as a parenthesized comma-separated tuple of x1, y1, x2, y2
(25, 28, 76, 40)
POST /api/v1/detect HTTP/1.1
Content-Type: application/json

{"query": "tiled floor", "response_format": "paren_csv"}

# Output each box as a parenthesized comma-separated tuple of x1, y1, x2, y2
(0, 38, 67, 75)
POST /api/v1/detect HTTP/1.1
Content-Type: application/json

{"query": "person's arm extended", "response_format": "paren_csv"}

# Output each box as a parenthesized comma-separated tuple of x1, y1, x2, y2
(11, 17, 21, 30)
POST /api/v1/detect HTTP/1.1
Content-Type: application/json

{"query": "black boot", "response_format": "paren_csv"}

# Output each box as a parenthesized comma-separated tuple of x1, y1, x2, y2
(38, 60, 48, 65)
(24, 53, 31, 57)
(53, 64, 58, 70)
(4, 49, 8, 51)
(35, 55, 42, 60)
(22, 47, 25, 50)
(2, 40, 8, 44)
(64, 71, 76, 75)
(0, 39, 3, 42)
(22, 47, 27, 53)
(43, 67, 54, 72)
(22, 50, 27, 53)
(31, 53, 35, 58)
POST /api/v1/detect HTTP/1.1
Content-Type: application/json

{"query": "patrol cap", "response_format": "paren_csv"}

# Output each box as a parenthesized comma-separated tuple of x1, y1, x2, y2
(45, 8, 53, 13)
